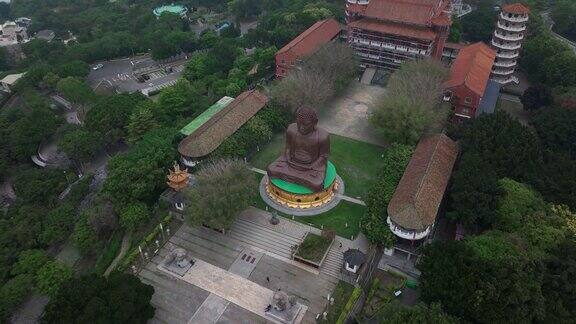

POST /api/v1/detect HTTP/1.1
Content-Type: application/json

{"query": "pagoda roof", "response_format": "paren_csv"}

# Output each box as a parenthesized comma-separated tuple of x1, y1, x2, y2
(502, 3, 530, 15)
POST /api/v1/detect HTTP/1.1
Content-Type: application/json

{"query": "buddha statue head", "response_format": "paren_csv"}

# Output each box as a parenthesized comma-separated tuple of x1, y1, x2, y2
(296, 106, 318, 136)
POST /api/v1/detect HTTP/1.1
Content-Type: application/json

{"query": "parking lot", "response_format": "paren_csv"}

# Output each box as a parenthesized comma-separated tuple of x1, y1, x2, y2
(87, 54, 187, 95)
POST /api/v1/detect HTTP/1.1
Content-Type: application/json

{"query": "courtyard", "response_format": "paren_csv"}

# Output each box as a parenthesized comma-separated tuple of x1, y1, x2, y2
(139, 208, 369, 323)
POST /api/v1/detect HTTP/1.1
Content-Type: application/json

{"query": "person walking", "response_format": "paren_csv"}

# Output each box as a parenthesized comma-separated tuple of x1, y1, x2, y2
(266, 276, 270, 284)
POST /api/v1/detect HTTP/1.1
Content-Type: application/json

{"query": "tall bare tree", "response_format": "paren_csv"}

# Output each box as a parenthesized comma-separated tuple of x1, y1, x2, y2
(271, 42, 357, 112)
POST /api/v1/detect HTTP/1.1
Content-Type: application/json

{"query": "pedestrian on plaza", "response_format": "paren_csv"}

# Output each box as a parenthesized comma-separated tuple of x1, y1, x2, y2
(339, 242, 342, 249)
(266, 276, 270, 284)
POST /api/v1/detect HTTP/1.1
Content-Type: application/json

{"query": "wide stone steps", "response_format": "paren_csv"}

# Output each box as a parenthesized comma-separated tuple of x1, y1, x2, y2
(228, 219, 302, 260)
(235, 217, 305, 242)
(321, 247, 344, 279)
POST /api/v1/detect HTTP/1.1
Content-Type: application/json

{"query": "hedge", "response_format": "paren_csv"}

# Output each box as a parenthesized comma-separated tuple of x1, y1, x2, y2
(336, 286, 362, 324)
(117, 214, 172, 272)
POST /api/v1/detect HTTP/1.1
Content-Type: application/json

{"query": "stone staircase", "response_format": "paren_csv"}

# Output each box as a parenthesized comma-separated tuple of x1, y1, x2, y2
(229, 218, 303, 260)
(321, 245, 344, 279)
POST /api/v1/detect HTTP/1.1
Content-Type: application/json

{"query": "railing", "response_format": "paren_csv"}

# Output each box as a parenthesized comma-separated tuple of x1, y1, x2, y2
(494, 31, 524, 42)
(500, 12, 529, 23)
(492, 68, 515, 76)
(494, 60, 517, 68)
(497, 21, 526, 32)
(492, 40, 521, 50)
(387, 217, 429, 241)
(497, 51, 519, 59)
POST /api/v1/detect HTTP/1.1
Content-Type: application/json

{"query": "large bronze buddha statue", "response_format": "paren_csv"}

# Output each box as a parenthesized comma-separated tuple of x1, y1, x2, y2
(267, 106, 330, 192)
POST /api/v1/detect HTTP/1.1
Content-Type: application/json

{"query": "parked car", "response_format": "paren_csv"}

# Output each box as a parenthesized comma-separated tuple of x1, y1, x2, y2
(92, 63, 104, 70)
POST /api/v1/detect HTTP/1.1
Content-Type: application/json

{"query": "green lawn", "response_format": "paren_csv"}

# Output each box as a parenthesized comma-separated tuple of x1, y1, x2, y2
(249, 133, 386, 199)
(295, 233, 332, 263)
(320, 281, 355, 323)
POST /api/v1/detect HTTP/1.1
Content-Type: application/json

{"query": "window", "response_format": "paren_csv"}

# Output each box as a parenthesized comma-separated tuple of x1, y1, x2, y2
(281, 59, 285, 64)
(175, 202, 184, 211)
(462, 107, 471, 116)
(443, 91, 452, 101)
(464, 97, 472, 104)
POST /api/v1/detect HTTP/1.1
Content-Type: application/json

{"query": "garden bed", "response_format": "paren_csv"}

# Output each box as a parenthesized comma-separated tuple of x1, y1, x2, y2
(293, 233, 333, 268)
(361, 270, 407, 319)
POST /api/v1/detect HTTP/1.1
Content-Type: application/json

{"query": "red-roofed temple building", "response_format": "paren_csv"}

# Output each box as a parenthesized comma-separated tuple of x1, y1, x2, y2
(345, 0, 452, 70)
(275, 18, 342, 78)
(444, 42, 500, 121)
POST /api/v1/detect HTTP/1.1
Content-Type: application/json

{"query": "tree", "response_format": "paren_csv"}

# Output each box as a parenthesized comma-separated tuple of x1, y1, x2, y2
(41, 273, 154, 324)
(461, 3, 497, 42)
(551, 0, 576, 41)
(127, 101, 160, 144)
(448, 15, 462, 43)
(157, 79, 202, 120)
(362, 144, 414, 245)
(375, 302, 459, 324)
(72, 212, 101, 255)
(520, 35, 570, 84)
(86, 196, 119, 238)
(371, 59, 448, 144)
(460, 111, 542, 181)
(0, 274, 34, 322)
(12, 167, 68, 206)
(56, 77, 95, 105)
(521, 84, 553, 111)
(185, 159, 257, 231)
(104, 128, 176, 206)
(119, 202, 150, 230)
(85, 93, 146, 144)
(447, 153, 501, 231)
(532, 107, 576, 158)
(542, 238, 576, 322)
(419, 236, 545, 323)
(58, 125, 103, 163)
(42, 72, 60, 90)
(56, 60, 90, 78)
(10, 249, 50, 277)
(272, 42, 356, 112)
(40, 205, 76, 245)
(35, 261, 73, 297)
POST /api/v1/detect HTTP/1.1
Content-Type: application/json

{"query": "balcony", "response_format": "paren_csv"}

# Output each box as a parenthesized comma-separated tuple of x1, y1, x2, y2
(494, 60, 517, 68)
(493, 75, 519, 85)
(500, 12, 529, 23)
(387, 217, 430, 241)
(492, 68, 515, 76)
(494, 31, 523, 42)
(492, 39, 521, 50)
(497, 51, 519, 59)
(351, 37, 429, 56)
(497, 21, 526, 32)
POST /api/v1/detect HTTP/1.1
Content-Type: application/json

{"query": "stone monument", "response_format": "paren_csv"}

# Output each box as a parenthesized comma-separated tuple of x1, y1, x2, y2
(161, 247, 194, 276)
(265, 106, 340, 209)
(265, 290, 304, 324)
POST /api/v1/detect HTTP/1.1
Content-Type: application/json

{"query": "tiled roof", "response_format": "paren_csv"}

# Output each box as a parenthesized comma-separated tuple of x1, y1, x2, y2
(444, 42, 465, 50)
(364, 0, 448, 26)
(348, 18, 437, 41)
(276, 18, 341, 57)
(388, 134, 459, 231)
(178, 90, 268, 158)
(502, 3, 530, 15)
(444, 42, 496, 96)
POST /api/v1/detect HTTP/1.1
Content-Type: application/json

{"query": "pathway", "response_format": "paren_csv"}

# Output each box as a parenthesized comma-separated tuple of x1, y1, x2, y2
(104, 231, 132, 276)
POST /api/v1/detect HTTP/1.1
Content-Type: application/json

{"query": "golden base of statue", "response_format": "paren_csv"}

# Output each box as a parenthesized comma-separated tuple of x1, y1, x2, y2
(266, 178, 339, 209)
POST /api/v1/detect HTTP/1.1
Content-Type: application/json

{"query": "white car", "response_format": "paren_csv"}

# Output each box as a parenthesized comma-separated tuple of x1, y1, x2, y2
(92, 63, 104, 70)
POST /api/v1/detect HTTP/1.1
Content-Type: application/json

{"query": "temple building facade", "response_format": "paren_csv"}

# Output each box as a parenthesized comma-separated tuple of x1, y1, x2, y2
(490, 3, 530, 85)
(345, 0, 452, 70)
(387, 134, 459, 243)
(274, 18, 341, 78)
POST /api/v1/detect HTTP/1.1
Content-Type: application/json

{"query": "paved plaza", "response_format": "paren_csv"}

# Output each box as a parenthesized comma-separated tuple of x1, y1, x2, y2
(319, 82, 387, 147)
(140, 208, 369, 323)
